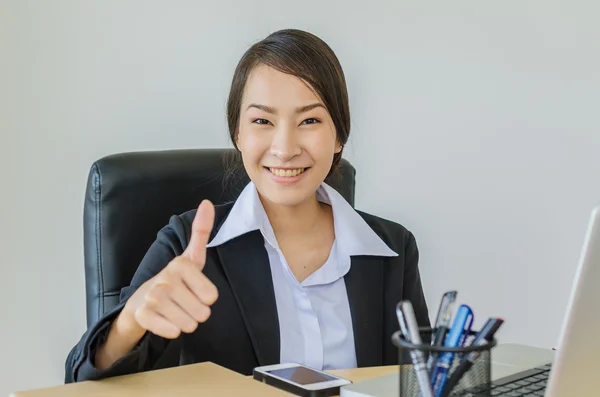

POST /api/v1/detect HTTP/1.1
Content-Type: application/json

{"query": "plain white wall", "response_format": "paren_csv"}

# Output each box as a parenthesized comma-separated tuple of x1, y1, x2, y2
(1, 0, 599, 395)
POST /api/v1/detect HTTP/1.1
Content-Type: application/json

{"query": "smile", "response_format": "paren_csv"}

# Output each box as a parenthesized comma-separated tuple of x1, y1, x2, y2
(267, 167, 307, 177)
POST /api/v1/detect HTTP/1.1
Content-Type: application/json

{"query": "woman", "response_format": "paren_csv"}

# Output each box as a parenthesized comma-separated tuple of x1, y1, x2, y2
(65, 28, 430, 383)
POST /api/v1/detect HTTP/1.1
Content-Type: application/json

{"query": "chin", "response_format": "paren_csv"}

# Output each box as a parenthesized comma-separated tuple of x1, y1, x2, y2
(258, 185, 315, 208)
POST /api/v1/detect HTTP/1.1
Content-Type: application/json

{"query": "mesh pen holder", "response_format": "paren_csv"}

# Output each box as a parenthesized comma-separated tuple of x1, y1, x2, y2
(392, 328, 496, 397)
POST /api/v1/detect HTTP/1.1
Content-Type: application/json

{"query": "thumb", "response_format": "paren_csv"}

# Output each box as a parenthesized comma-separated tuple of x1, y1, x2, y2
(183, 199, 215, 268)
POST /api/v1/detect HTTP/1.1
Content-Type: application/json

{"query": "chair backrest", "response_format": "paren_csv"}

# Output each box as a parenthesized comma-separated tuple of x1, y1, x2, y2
(83, 148, 356, 327)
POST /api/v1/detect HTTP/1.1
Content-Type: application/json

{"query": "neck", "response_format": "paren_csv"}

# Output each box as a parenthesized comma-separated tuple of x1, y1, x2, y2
(260, 193, 326, 237)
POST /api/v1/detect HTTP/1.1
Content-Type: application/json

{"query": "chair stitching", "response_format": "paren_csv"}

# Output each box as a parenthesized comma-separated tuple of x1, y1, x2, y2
(93, 164, 105, 319)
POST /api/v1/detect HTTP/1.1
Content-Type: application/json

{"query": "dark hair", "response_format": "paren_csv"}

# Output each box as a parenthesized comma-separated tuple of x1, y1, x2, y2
(225, 29, 350, 177)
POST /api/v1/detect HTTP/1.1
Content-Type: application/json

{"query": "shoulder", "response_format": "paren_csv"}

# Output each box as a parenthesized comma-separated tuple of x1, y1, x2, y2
(158, 201, 236, 250)
(355, 209, 417, 254)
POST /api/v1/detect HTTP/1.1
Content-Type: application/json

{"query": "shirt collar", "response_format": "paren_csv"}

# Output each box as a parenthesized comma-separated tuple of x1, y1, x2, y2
(207, 181, 398, 258)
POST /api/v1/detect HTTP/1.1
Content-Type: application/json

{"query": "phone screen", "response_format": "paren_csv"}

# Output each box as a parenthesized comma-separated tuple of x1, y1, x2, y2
(266, 366, 339, 385)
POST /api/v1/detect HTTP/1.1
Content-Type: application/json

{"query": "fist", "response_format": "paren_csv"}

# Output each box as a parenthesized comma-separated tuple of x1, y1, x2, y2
(125, 200, 219, 339)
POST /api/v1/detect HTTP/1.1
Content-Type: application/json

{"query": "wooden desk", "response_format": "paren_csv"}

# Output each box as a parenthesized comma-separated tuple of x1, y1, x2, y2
(9, 363, 399, 397)
(10, 345, 553, 396)
(329, 365, 397, 384)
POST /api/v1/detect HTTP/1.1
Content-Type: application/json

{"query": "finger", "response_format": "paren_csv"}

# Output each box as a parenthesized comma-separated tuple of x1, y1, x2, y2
(145, 286, 199, 334)
(157, 295, 199, 335)
(168, 278, 212, 323)
(134, 307, 181, 339)
(183, 200, 215, 267)
(180, 263, 219, 306)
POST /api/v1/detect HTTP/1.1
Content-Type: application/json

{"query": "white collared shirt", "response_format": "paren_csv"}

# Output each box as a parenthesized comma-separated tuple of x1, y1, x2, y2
(207, 181, 397, 370)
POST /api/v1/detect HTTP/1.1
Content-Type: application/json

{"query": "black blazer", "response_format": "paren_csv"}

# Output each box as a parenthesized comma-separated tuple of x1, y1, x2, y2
(65, 202, 430, 383)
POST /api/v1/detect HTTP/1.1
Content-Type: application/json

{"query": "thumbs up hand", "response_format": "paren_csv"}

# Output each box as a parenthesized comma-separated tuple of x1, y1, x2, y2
(123, 200, 219, 339)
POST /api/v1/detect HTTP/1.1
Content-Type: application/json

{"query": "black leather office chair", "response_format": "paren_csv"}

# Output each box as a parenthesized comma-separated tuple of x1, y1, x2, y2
(82, 148, 356, 369)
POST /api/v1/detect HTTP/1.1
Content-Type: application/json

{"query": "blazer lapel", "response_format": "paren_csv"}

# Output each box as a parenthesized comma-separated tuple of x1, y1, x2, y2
(345, 256, 385, 367)
(216, 230, 280, 366)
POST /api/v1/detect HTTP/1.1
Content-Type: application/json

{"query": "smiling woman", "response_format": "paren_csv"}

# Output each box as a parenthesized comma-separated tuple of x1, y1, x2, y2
(226, 30, 349, 210)
(236, 64, 342, 209)
(65, 28, 430, 383)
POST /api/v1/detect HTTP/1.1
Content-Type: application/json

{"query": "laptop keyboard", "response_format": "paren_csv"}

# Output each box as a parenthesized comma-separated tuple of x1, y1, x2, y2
(491, 364, 552, 396)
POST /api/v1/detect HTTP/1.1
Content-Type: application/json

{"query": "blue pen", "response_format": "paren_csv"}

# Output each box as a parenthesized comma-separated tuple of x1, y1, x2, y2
(431, 305, 474, 397)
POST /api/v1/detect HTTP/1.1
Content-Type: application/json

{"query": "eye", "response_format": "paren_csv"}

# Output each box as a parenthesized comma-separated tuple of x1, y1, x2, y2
(301, 118, 321, 125)
(252, 118, 271, 125)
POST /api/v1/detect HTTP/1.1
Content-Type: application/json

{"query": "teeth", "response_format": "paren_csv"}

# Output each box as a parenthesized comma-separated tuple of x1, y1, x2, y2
(269, 168, 305, 177)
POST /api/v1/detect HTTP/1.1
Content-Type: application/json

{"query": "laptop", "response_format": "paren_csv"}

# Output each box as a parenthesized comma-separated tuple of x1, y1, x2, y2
(342, 206, 600, 397)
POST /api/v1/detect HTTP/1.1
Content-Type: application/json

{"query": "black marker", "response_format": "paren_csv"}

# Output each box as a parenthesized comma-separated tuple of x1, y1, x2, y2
(427, 291, 458, 371)
(439, 318, 504, 397)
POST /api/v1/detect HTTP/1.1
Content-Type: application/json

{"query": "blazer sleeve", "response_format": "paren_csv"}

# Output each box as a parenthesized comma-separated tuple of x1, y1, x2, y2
(402, 231, 430, 329)
(65, 214, 190, 383)
(396, 231, 431, 363)
(383, 228, 431, 365)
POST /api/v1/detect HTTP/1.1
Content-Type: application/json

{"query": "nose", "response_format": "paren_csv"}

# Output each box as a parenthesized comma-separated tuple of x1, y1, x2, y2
(270, 123, 301, 162)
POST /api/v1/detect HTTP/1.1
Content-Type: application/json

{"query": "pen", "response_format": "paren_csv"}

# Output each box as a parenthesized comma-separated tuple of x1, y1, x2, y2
(431, 304, 474, 397)
(439, 318, 504, 397)
(396, 301, 434, 397)
(427, 291, 457, 372)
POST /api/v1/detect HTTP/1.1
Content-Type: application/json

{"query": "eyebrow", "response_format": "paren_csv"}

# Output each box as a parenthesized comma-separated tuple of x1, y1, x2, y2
(246, 103, 325, 114)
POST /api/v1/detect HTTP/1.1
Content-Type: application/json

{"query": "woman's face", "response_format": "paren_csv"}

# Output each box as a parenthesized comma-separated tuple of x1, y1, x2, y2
(236, 64, 341, 208)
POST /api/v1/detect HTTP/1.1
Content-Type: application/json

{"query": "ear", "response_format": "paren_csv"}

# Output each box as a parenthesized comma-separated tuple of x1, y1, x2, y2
(234, 128, 241, 149)
(334, 141, 343, 154)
